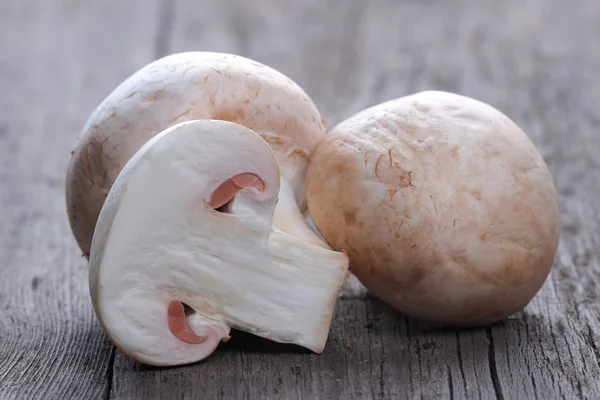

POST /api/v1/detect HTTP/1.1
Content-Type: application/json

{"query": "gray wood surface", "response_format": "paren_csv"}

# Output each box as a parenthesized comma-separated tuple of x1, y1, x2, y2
(1, 0, 599, 399)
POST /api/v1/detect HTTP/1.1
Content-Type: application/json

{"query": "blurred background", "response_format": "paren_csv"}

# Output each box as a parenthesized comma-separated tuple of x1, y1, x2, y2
(1, 0, 599, 399)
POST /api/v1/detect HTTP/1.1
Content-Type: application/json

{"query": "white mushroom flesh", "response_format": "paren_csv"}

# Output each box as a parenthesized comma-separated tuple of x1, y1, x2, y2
(90, 120, 349, 366)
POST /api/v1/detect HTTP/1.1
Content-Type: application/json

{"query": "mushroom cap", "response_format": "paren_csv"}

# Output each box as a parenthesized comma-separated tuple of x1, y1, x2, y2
(67, 52, 326, 256)
(306, 91, 560, 326)
(91, 120, 348, 365)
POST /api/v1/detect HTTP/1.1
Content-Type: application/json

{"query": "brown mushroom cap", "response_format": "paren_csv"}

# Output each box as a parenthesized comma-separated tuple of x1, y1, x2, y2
(306, 91, 560, 326)
(67, 52, 326, 257)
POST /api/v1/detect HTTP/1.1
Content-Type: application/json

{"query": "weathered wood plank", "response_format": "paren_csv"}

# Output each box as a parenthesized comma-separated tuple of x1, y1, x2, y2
(0, 0, 160, 399)
(109, 0, 600, 399)
(1, 0, 599, 399)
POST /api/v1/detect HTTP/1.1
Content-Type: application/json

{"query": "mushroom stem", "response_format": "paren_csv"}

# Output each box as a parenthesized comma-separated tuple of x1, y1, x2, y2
(210, 231, 348, 352)
(273, 179, 331, 249)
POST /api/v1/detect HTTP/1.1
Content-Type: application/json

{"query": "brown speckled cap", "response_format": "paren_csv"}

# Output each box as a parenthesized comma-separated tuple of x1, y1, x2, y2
(307, 91, 560, 326)
(67, 52, 326, 256)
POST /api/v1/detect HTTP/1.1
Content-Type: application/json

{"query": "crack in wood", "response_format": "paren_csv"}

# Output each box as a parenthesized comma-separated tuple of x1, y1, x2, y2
(448, 365, 455, 400)
(487, 328, 504, 400)
(104, 347, 116, 400)
(455, 332, 468, 396)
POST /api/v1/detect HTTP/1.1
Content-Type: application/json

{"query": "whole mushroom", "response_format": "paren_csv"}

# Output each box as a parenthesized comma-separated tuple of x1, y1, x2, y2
(90, 120, 349, 366)
(306, 91, 560, 326)
(67, 53, 351, 365)
(67, 51, 327, 257)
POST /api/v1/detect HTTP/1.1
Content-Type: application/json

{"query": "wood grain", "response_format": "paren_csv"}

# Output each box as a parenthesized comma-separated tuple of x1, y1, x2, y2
(0, 0, 160, 399)
(1, 0, 599, 399)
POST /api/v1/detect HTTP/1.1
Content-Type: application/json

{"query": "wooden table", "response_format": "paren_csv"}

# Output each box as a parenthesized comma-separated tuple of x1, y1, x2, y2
(1, 0, 599, 398)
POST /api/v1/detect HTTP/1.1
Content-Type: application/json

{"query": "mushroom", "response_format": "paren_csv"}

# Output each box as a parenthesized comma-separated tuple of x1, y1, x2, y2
(90, 119, 349, 366)
(67, 51, 326, 258)
(306, 91, 560, 326)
